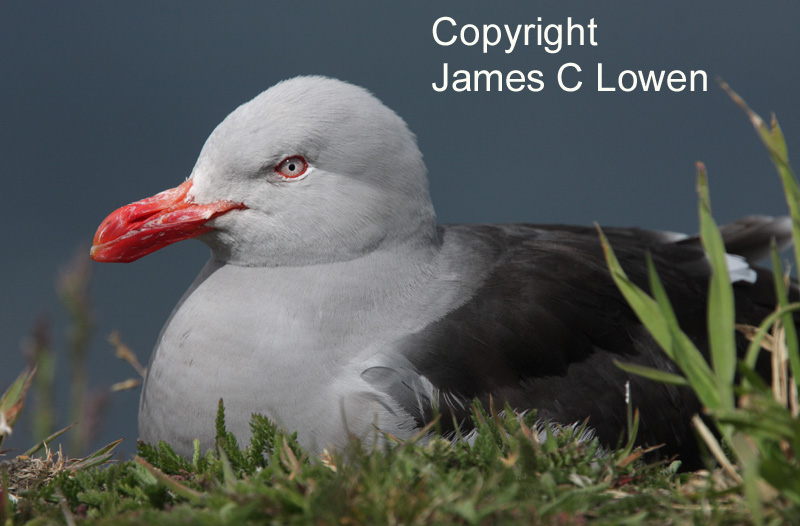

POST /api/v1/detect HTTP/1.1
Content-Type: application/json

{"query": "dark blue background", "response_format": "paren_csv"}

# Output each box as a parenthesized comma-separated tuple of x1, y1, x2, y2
(2, 2, 798, 456)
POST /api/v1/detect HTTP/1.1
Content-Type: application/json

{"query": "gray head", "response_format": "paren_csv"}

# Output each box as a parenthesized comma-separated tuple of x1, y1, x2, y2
(190, 76, 437, 266)
(91, 76, 437, 266)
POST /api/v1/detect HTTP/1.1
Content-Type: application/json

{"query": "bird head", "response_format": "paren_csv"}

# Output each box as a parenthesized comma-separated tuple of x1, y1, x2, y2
(91, 76, 436, 267)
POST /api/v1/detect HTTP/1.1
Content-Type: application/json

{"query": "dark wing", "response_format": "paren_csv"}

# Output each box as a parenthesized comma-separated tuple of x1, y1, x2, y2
(679, 215, 792, 262)
(365, 222, 783, 469)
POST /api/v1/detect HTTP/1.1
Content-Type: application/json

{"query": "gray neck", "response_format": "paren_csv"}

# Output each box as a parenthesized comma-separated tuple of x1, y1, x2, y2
(203, 212, 440, 269)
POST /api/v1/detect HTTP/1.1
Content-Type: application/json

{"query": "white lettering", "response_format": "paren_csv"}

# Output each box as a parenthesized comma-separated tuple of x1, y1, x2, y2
(588, 18, 598, 46)
(638, 70, 665, 91)
(474, 70, 503, 91)
(504, 24, 521, 54)
(432, 17, 457, 46)
(618, 70, 637, 92)
(460, 24, 480, 46)
(527, 70, 545, 91)
(543, 24, 562, 53)
(433, 64, 545, 92)
(667, 70, 686, 92)
(453, 69, 471, 92)
(506, 70, 526, 92)
(433, 16, 601, 55)
(558, 63, 582, 92)
(597, 63, 615, 91)
(432, 62, 450, 92)
(482, 24, 501, 53)
(690, 70, 707, 91)
(595, 64, 708, 92)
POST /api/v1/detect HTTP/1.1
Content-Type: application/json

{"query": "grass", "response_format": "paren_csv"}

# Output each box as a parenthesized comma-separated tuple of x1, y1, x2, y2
(1, 84, 799, 524)
(599, 81, 800, 525)
(5, 401, 788, 525)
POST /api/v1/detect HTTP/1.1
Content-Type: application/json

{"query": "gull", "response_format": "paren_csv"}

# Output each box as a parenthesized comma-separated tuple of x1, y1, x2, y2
(91, 76, 788, 468)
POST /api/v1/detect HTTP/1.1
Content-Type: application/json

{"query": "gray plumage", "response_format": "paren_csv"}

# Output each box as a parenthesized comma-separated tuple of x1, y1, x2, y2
(130, 77, 789, 468)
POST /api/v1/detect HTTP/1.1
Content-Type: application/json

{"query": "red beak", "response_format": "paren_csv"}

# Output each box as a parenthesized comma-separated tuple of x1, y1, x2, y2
(90, 179, 246, 263)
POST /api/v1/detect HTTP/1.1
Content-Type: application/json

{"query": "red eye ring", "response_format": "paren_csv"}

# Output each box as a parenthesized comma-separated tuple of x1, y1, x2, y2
(275, 156, 308, 179)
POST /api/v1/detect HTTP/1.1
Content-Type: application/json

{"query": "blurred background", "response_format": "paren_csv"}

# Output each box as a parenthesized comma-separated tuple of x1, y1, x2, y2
(2, 2, 799, 456)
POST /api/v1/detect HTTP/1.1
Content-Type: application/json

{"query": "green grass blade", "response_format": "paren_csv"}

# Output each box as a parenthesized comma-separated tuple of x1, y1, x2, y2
(715, 407, 796, 439)
(614, 360, 688, 386)
(645, 254, 721, 407)
(723, 76, 800, 398)
(736, 362, 771, 392)
(768, 114, 789, 160)
(616, 405, 640, 464)
(600, 226, 721, 409)
(696, 164, 736, 411)
(0, 367, 36, 448)
(672, 337, 723, 411)
(22, 422, 77, 457)
(730, 433, 764, 526)
(69, 438, 124, 471)
(218, 447, 238, 491)
(597, 225, 673, 354)
(769, 241, 800, 385)
(645, 254, 681, 355)
(134, 456, 205, 502)
(0, 368, 35, 417)
(721, 80, 800, 299)
(743, 303, 800, 367)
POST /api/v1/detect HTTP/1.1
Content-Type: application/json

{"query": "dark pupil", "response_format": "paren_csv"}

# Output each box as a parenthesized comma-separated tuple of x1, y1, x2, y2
(288, 163, 296, 172)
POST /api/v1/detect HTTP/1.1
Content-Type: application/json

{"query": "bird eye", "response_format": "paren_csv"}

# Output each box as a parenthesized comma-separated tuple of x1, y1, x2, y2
(275, 156, 308, 179)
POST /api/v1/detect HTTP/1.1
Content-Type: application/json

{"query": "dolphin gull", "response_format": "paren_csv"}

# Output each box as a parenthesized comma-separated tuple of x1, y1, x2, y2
(91, 76, 789, 469)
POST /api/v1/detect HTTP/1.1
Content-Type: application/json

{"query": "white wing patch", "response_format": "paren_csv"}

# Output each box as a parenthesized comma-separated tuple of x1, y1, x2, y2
(725, 253, 757, 284)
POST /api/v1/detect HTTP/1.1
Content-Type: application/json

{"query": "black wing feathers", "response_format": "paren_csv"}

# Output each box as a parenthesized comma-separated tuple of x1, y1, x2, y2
(391, 223, 781, 468)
